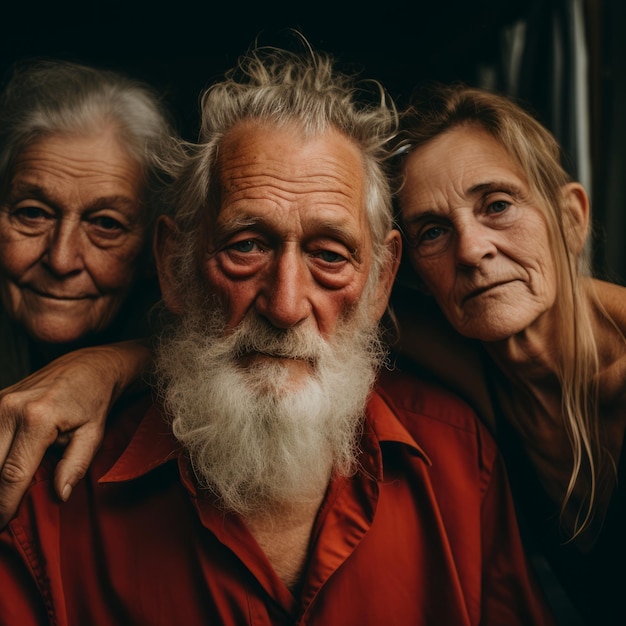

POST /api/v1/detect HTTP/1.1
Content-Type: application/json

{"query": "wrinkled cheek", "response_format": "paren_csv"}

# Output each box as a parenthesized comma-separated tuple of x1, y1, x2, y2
(205, 279, 257, 329)
(92, 245, 148, 292)
(528, 265, 558, 308)
(0, 244, 36, 278)
(94, 296, 130, 326)
(319, 290, 363, 337)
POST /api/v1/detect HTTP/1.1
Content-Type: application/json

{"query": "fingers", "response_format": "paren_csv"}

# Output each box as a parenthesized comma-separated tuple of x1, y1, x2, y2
(0, 410, 17, 493)
(52, 424, 104, 503)
(0, 344, 140, 525)
(0, 421, 56, 529)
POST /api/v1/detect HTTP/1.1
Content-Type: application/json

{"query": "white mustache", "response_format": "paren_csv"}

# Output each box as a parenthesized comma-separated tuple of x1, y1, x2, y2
(231, 321, 324, 363)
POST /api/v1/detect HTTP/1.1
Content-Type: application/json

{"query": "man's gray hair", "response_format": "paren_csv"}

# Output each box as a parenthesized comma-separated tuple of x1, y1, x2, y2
(169, 36, 399, 289)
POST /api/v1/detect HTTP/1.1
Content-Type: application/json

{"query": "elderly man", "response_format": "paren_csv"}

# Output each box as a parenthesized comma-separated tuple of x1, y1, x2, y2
(0, 42, 556, 625)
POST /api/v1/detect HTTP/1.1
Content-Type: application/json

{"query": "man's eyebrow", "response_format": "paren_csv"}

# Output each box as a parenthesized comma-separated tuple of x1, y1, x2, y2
(214, 214, 261, 237)
(313, 221, 361, 261)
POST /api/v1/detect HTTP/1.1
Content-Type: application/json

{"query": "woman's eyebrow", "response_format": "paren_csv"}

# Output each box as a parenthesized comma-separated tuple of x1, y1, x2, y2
(467, 180, 526, 199)
(403, 209, 447, 224)
(7, 183, 140, 213)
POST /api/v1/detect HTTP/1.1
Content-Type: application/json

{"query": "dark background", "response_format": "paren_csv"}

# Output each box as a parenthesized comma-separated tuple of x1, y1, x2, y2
(1, 0, 530, 139)
(2, 0, 624, 283)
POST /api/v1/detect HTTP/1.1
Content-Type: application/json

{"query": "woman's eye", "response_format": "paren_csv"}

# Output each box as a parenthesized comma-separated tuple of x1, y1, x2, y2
(92, 216, 124, 231)
(488, 200, 510, 214)
(405, 221, 451, 257)
(13, 206, 51, 221)
(422, 226, 444, 241)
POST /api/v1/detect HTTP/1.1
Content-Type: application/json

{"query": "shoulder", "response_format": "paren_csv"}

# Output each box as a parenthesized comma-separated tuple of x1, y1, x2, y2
(376, 364, 486, 434)
(373, 365, 501, 498)
(375, 365, 498, 461)
(592, 278, 626, 326)
(23, 387, 153, 493)
(590, 278, 626, 402)
(6, 388, 154, 578)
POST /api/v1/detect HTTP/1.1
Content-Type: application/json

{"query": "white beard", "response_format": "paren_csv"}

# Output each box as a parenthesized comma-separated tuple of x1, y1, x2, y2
(154, 305, 386, 516)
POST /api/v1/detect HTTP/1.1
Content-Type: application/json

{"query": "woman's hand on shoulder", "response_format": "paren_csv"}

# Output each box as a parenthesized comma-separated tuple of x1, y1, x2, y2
(0, 339, 152, 528)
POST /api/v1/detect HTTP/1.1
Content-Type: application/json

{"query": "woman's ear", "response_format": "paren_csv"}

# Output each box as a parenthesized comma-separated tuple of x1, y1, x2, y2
(562, 182, 590, 255)
(154, 216, 185, 315)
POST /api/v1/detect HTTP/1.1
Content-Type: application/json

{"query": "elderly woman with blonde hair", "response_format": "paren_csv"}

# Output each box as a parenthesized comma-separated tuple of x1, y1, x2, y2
(393, 82, 626, 626)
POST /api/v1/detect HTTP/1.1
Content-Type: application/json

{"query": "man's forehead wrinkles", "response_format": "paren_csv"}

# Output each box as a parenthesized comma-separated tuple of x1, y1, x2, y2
(223, 176, 360, 207)
(225, 164, 357, 184)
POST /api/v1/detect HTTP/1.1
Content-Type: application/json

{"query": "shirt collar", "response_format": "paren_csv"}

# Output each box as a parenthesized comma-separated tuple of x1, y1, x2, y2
(364, 387, 431, 467)
(99, 403, 181, 484)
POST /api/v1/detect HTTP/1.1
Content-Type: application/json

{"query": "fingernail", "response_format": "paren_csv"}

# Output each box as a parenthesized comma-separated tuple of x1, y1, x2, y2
(61, 484, 72, 501)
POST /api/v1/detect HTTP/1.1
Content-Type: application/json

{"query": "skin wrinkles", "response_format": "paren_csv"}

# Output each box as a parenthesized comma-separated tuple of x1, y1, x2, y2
(155, 118, 400, 442)
(197, 122, 374, 344)
(7, 181, 143, 221)
(209, 213, 363, 264)
(0, 128, 147, 345)
(401, 125, 558, 344)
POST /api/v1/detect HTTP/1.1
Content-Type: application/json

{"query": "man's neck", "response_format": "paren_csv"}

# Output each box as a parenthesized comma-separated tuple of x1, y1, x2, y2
(243, 494, 325, 594)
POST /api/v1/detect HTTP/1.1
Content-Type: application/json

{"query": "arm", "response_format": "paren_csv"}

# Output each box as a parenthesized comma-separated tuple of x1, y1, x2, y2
(0, 339, 152, 528)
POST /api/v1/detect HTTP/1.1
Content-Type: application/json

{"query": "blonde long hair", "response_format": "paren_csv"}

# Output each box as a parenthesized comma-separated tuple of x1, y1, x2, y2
(397, 83, 612, 538)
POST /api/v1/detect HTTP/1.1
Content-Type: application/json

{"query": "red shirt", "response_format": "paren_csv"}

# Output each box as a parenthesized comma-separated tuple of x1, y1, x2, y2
(0, 368, 555, 625)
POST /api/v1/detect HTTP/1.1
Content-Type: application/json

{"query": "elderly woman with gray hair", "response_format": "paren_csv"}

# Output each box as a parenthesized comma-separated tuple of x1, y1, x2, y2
(392, 83, 626, 626)
(0, 58, 179, 524)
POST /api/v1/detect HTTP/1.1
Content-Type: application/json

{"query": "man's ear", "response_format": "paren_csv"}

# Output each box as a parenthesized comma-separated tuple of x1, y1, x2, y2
(371, 229, 403, 321)
(154, 215, 185, 315)
(562, 182, 590, 255)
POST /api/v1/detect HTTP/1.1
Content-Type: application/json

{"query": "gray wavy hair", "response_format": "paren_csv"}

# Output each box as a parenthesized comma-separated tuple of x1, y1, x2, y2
(0, 58, 179, 227)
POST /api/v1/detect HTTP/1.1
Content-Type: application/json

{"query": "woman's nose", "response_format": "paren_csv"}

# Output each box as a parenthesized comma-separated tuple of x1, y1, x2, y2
(44, 220, 86, 276)
(455, 219, 498, 267)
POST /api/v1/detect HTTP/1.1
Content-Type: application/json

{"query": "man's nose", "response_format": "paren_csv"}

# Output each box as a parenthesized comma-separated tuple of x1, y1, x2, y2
(455, 219, 498, 267)
(44, 220, 86, 276)
(256, 248, 312, 329)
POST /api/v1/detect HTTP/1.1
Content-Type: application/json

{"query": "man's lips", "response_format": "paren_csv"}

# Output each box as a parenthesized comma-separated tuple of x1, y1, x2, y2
(236, 350, 316, 369)
(238, 349, 311, 360)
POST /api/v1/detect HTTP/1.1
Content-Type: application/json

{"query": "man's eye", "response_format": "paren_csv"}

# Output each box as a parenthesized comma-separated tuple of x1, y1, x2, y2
(231, 239, 258, 253)
(314, 250, 345, 263)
